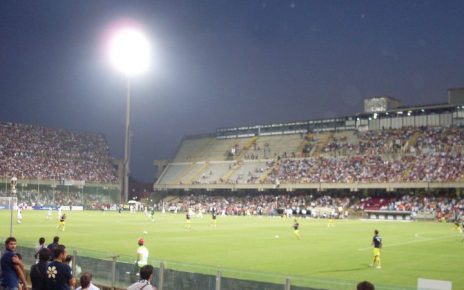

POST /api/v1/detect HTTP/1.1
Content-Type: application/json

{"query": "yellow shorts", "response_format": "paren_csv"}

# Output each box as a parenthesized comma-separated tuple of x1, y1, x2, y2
(373, 248, 381, 256)
(186, 220, 191, 224)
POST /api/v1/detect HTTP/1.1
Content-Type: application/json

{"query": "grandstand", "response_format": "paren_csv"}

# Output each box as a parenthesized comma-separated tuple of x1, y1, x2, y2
(155, 88, 464, 191)
(0, 122, 121, 207)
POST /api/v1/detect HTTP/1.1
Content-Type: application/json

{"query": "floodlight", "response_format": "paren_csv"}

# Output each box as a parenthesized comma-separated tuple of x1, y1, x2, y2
(109, 27, 150, 76)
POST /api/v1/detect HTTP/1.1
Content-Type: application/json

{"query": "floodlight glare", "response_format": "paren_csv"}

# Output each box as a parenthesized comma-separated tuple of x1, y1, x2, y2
(109, 27, 150, 76)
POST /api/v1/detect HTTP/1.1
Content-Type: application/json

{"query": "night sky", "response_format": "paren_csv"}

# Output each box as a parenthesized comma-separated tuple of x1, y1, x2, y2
(1, 1, 463, 182)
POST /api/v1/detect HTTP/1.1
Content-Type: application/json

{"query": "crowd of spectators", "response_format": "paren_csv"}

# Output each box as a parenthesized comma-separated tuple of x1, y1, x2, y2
(175, 126, 464, 185)
(323, 127, 416, 157)
(0, 190, 113, 209)
(162, 191, 464, 220)
(259, 126, 464, 184)
(263, 153, 464, 184)
(352, 193, 464, 220)
(0, 122, 118, 183)
(163, 193, 351, 217)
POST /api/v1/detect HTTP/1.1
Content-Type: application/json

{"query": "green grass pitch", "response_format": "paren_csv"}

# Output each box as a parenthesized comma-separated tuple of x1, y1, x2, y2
(1, 210, 463, 289)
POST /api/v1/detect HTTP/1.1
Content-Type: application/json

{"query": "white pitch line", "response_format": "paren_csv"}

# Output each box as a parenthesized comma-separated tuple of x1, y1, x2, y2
(357, 233, 457, 251)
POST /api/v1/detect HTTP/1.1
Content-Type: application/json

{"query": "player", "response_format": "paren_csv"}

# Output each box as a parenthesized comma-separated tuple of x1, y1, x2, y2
(461, 222, 464, 242)
(185, 211, 192, 230)
(57, 213, 66, 231)
(150, 207, 155, 222)
(454, 221, 462, 233)
(327, 212, 335, 228)
(293, 219, 300, 239)
(144, 206, 148, 217)
(46, 208, 52, 220)
(371, 229, 382, 269)
(17, 208, 23, 224)
(211, 209, 217, 227)
(196, 205, 204, 219)
(57, 206, 62, 220)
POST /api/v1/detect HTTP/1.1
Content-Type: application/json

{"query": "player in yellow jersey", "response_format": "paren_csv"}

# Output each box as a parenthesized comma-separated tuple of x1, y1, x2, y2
(293, 219, 301, 239)
(57, 213, 66, 231)
(371, 229, 382, 269)
(185, 211, 192, 230)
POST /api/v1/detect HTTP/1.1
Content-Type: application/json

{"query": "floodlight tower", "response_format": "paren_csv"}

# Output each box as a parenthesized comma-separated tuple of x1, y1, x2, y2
(108, 26, 150, 202)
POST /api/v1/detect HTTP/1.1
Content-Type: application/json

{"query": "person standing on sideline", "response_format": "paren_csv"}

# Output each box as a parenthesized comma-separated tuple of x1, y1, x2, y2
(135, 238, 149, 270)
(46, 245, 75, 290)
(127, 265, 157, 290)
(0, 237, 28, 290)
(34, 237, 46, 264)
(75, 272, 100, 290)
(30, 248, 51, 290)
(371, 230, 382, 269)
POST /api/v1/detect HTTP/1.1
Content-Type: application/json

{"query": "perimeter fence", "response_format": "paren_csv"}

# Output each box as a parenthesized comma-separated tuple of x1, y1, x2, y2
(6, 244, 417, 290)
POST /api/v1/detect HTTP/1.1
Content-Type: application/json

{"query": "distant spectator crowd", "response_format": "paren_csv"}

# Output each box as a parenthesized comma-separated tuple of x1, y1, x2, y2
(162, 191, 464, 220)
(232, 126, 464, 184)
(162, 193, 350, 217)
(0, 190, 113, 209)
(0, 122, 118, 183)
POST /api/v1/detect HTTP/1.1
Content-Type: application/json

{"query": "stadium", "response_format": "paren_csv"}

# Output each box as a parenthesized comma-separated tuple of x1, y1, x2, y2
(1, 88, 463, 290)
(1, 3, 464, 290)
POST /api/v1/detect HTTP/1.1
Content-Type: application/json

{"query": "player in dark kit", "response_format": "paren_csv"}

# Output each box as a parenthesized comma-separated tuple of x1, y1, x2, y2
(293, 219, 300, 239)
(371, 229, 382, 269)
(185, 211, 191, 230)
(211, 209, 217, 227)
(150, 207, 155, 222)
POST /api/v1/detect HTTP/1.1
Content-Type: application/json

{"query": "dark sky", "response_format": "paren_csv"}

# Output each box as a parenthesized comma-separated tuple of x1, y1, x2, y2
(1, 1, 463, 182)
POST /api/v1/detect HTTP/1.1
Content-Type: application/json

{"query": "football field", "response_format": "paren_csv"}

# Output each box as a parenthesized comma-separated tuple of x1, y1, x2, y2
(1, 210, 463, 289)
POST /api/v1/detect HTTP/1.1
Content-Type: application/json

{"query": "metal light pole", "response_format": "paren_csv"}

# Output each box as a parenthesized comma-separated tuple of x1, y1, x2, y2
(124, 78, 131, 202)
(108, 24, 150, 203)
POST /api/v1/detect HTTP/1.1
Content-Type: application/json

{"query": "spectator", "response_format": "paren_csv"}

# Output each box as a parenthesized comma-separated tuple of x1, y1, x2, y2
(46, 245, 76, 290)
(34, 237, 46, 264)
(0, 237, 28, 290)
(30, 248, 51, 290)
(47, 236, 60, 260)
(127, 265, 156, 290)
(64, 255, 81, 276)
(357, 280, 375, 290)
(75, 272, 99, 290)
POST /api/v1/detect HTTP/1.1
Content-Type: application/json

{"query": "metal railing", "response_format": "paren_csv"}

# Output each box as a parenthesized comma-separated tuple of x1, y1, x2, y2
(13, 245, 415, 290)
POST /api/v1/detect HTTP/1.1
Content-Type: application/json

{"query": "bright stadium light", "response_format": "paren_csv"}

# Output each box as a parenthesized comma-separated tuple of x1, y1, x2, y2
(107, 24, 151, 202)
(109, 27, 151, 76)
